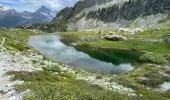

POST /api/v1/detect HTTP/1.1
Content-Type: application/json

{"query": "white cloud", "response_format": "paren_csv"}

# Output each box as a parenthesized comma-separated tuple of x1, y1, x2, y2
(0, 0, 79, 12)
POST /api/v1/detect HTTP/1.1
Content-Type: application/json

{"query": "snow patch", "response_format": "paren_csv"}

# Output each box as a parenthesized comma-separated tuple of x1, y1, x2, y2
(0, 6, 12, 12)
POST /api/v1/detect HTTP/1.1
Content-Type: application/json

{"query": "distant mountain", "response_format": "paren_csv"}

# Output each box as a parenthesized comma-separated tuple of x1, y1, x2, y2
(0, 6, 27, 27)
(0, 6, 17, 15)
(34, 6, 56, 19)
(0, 6, 57, 27)
(51, 0, 170, 31)
(26, 6, 56, 24)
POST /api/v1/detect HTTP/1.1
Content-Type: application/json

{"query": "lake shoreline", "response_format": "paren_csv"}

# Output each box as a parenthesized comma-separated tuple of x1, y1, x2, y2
(0, 28, 170, 99)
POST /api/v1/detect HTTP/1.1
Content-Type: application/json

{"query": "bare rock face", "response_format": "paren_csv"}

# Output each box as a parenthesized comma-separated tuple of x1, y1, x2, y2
(104, 34, 127, 41)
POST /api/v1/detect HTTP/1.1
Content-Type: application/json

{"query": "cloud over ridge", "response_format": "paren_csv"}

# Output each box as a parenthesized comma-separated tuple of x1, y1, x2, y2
(0, 0, 78, 12)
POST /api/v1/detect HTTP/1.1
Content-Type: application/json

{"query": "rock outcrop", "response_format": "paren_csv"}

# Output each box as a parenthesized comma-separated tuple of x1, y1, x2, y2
(50, 0, 170, 31)
(105, 34, 127, 41)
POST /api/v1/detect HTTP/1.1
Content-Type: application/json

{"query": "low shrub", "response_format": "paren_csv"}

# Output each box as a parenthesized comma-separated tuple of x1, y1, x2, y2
(139, 53, 167, 64)
(42, 65, 61, 73)
(6, 71, 60, 82)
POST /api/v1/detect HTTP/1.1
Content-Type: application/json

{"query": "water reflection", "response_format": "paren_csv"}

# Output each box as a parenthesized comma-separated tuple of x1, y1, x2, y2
(28, 35, 134, 74)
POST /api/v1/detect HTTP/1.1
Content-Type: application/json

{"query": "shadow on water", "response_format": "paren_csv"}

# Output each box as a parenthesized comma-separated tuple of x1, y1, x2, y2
(61, 35, 142, 66)
(75, 44, 141, 66)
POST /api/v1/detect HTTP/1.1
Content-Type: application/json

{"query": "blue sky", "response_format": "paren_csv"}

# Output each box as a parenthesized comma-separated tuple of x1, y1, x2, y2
(0, 0, 78, 12)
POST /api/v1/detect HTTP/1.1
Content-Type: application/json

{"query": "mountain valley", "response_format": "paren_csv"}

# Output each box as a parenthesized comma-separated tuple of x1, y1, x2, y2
(0, 0, 170, 99)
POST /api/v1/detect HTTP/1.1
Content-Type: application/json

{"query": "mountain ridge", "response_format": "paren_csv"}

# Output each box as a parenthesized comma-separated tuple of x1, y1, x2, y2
(0, 6, 57, 27)
(51, 0, 170, 31)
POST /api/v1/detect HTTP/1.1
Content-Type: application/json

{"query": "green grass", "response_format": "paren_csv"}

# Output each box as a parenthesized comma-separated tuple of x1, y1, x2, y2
(42, 65, 62, 73)
(139, 53, 167, 64)
(112, 63, 170, 98)
(1, 28, 170, 99)
(78, 39, 170, 55)
(133, 29, 170, 38)
(7, 69, 170, 100)
(57, 31, 96, 36)
(57, 29, 123, 36)
(158, 18, 169, 24)
(6, 67, 131, 100)
(0, 28, 48, 51)
(0, 28, 42, 41)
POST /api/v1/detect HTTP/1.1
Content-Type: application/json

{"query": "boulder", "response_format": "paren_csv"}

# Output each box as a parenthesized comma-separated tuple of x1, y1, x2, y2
(105, 34, 127, 41)
(70, 43, 78, 46)
(0, 90, 7, 94)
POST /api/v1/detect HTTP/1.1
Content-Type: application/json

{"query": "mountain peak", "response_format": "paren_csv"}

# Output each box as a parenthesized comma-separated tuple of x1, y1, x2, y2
(0, 5, 57, 27)
(35, 6, 56, 18)
(37, 6, 51, 13)
(0, 6, 16, 15)
(0, 6, 13, 11)
(40, 5, 49, 9)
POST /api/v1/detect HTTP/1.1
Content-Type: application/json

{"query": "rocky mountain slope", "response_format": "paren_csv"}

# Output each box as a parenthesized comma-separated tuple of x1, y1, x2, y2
(0, 6, 26, 27)
(0, 6, 56, 27)
(51, 0, 170, 31)
(24, 6, 56, 24)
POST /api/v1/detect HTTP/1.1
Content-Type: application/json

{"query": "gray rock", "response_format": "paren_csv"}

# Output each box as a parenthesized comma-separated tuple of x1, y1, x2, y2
(105, 34, 127, 41)
(0, 90, 7, 94)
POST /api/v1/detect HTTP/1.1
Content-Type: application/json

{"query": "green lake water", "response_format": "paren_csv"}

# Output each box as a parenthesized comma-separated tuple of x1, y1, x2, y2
(28, 35, 140, 74)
